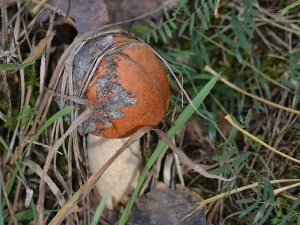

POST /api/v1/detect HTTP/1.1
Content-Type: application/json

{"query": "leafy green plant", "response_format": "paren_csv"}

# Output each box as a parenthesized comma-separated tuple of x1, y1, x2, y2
(25, 68, 39, 88)
(3, 109, 18, 130)
(237, 179, 276, 224)
(17, 105, 38, 127)
(271, 196, 300, 225)
(237, 179, 300, 225)
(129, 0, 300, 224)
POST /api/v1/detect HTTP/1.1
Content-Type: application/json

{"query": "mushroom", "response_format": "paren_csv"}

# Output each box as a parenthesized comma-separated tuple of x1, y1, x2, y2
(55, 27, 170, 209)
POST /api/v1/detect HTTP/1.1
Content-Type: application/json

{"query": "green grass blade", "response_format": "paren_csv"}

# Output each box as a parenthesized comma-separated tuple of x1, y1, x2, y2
(23, 106, 74, 159)
(292, 194, 300, 210)
(259, 204, 274, 225)
(91, 192, 111, 225)
(3, 209, 52, 222)
(0, 61, 34, 71)
(0, 137, 28, 209)
(279, 212, 293, 225)
(280, 0, 300, 11)
(254, 203, 265, 224)
(236, 198, 255, 204)
(0, 137, 27, 184)
(239, 201, 259, 218)
(210, 164, 232, 175)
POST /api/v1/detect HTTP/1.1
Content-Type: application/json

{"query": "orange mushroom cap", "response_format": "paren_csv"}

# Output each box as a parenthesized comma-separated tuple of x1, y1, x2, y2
(75, 34, 170, 138)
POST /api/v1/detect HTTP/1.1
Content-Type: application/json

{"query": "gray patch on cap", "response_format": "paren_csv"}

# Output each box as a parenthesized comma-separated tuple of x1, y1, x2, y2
(55, 34, 138, 136)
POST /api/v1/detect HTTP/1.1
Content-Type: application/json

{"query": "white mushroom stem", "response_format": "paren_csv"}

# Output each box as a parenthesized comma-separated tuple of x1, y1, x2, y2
(87, 133, 142, 210)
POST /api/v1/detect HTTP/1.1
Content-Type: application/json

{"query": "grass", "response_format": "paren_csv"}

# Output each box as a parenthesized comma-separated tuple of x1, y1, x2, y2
(1, 0, 300, 224)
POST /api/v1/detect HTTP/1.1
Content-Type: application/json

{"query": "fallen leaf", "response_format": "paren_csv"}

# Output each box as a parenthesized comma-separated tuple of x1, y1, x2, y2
(42, 0, 109, 32)
(106, 0, 176, 24)
(128, 182, 205, 225)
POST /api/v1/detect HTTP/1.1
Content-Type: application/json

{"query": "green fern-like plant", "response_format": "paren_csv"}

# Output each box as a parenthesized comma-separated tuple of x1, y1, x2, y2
(17, 105, 38, 127)
(237, 179, 275, 224)
(237, 179, 300, 225)
(25, 68, 39, 88)
(131, 0, 214, 44)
